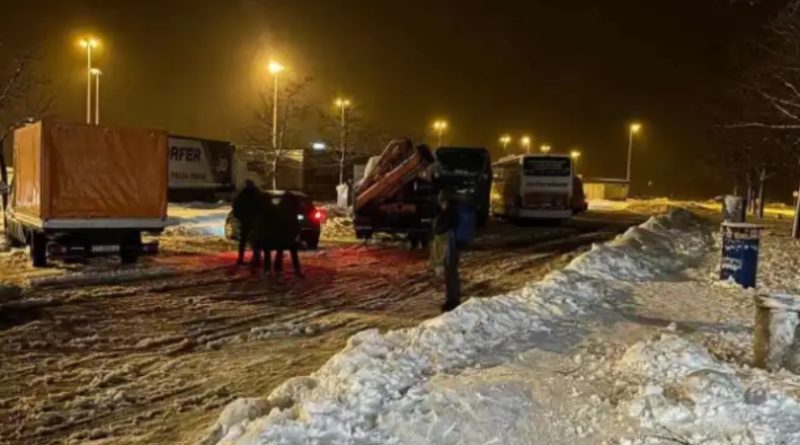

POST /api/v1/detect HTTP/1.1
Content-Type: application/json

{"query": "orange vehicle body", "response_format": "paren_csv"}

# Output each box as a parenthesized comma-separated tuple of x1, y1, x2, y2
(12, 121, 168, 221)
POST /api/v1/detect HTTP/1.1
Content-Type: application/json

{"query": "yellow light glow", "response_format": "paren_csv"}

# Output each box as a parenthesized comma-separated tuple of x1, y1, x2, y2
(540, 144, 551, 153)
(570, 150, 581, 159)
(630, 123, 642, 134)
(521, 136, 531, 146)
(499, 135, 511, 143)
(268, 61, 284, 74)
(433, 120, 448, 130)
(336, 98, 351, 108)
(90, 68, 102, 75)
(80, 38, 99, 48)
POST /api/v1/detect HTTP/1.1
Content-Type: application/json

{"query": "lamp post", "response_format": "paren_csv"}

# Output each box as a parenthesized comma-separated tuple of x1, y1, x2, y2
(90, 68, 102, 125)
(521, 136, 531, 154)
(540, 144, 551, 154)
(433, 120, 448, 147)
(80, 38, 99, 124)
(627, 123, 642, 183)
(335, 98, 351, 184)
(499, 135, 511, 151)
(268, 61, 284, 151)
(570, 150, 581, 174)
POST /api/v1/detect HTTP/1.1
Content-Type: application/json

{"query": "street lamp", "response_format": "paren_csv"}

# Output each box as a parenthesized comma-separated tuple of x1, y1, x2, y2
(433, 120, 448, 147)
(80, 37, 99, 124)
(627, 122, 642, 183)
(90, 68, 102, 125)
(268, 61, 285, 152)
(499, 135, 511, 151)
(521, 136, 531, 154)
(335, 97, 352, 184)
(570, 150, 581, 174)
(540, 144, 551, 154)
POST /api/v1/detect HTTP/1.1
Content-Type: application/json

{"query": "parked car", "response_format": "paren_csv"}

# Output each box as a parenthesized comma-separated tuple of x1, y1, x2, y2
(224, 190, 325, 249)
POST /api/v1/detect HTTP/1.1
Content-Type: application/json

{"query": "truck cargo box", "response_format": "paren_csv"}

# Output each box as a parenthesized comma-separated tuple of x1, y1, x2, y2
(12, 121, 168, 227)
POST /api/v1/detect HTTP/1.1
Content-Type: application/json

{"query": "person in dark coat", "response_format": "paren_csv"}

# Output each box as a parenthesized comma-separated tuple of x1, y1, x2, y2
(249, 193, 276, 270)
(232, 180, 262, 265)
(432, 191, 462, 312)
(273, 192, 304, 277)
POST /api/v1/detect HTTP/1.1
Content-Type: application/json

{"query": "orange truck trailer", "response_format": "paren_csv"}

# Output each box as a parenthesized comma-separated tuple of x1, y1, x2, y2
(3, 121, 169, 267)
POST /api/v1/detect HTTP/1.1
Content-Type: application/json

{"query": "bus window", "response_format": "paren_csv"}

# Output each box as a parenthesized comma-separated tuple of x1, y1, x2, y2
(523, 157, 571, 177)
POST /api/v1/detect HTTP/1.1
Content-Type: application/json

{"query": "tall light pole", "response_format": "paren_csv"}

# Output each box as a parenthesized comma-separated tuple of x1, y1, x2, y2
(91, 68, 102, 125)
(540, 144, 551, 154)
(521, 136, 531, 154)
(433, 120, 448, 147)
(499, 135, 511, 152)
(268, 61, 284, 151)
(570, 150, 581, 174)
(335, 98, 351, 184)
(80, 38, 99, 124)
(627, 122, 642, 183)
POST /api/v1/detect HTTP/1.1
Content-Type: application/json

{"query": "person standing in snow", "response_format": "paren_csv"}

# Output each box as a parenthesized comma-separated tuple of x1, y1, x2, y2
(250, 193, 279, 270)
(432, 191, 472, 312)
(273, 192, 304, 278)
(232, 180, 262, 265)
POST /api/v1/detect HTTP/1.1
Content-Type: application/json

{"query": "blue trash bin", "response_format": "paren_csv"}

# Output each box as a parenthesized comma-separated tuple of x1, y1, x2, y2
(720, 222, 763, 288)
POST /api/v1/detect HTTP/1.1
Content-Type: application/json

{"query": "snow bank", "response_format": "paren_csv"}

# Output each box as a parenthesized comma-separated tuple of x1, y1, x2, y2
(619, 334, 800, 444)
(205, 209, 713, 445)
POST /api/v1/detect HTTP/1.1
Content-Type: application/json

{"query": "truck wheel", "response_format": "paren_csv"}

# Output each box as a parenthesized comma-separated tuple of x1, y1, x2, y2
(477, 211, 489, 228)
(120, 232, 141, 265)
(31, 231, 47, 268)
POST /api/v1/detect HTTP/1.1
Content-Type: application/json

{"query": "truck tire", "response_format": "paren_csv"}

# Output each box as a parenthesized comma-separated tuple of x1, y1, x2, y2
(477, 210, 489, 228)
(120, 232, 142, 265)
(31, 231, 47, 268)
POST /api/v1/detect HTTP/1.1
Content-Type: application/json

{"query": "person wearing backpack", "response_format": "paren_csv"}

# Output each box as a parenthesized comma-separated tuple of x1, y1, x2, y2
(432, 191, 475, 312)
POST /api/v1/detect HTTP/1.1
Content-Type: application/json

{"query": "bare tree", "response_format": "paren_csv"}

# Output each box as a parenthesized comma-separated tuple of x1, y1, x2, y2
(715, 1, 800, 232)
(247, 75, 313, 189)
(0, 47, 53, 230)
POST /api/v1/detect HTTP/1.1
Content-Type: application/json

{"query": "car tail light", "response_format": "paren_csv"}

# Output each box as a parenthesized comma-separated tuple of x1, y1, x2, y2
(311, 207, 327, 224)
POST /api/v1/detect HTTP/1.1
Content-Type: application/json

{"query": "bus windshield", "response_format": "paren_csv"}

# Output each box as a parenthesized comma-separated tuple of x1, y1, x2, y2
(436, 149, 488, 174)
(523, 157, 571, 177)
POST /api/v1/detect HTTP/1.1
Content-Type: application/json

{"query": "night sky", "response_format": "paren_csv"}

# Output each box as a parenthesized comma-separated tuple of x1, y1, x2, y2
(2, 0, 775, 197)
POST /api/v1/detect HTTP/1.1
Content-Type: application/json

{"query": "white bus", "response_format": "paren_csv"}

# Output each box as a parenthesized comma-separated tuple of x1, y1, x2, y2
(491, 154, 577, 220)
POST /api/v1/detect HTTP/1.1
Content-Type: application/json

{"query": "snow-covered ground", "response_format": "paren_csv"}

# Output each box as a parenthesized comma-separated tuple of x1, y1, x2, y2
(204, 208, 800, 445)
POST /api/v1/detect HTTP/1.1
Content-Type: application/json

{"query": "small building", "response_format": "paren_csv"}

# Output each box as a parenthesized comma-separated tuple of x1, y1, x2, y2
(582, 177, 630, 201)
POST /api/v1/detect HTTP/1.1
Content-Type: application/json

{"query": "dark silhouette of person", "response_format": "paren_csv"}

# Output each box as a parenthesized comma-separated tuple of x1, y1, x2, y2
(433, 191, 472, 312)
(232, 180, 262, 265)
(250, 193, 279, 270)
(273, 192, 304, 277)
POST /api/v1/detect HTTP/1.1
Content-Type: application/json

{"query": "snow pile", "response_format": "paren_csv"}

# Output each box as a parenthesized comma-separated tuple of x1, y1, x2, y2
(757, 234, 800, 294)
(618, 334, 800, 444)
(204, 209, 714, 445)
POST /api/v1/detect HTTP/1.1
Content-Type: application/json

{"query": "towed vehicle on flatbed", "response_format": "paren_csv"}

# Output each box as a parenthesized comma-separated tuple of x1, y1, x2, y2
(3, 121, 169, 267)
(353, 138, 437, 246)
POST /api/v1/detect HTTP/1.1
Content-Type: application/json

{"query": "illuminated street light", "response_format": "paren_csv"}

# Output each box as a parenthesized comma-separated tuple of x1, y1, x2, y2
(79, 37, 99, 124)
(521, 136, 531, 154)
(268, 61, 284, 74)
(312, 142, 327, 150)
(90, 68, 102, 125)
(627, 122, 643, 183)
(433, 120, 448, 147)
(335, 97, 352, 184)
(570, 150, 581, 174)
(499, 135, 511, 151)
(540, 144, 552, 154)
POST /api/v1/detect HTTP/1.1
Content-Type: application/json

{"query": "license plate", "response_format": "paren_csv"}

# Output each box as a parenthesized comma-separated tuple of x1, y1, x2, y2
(92, 245, 120, 253)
